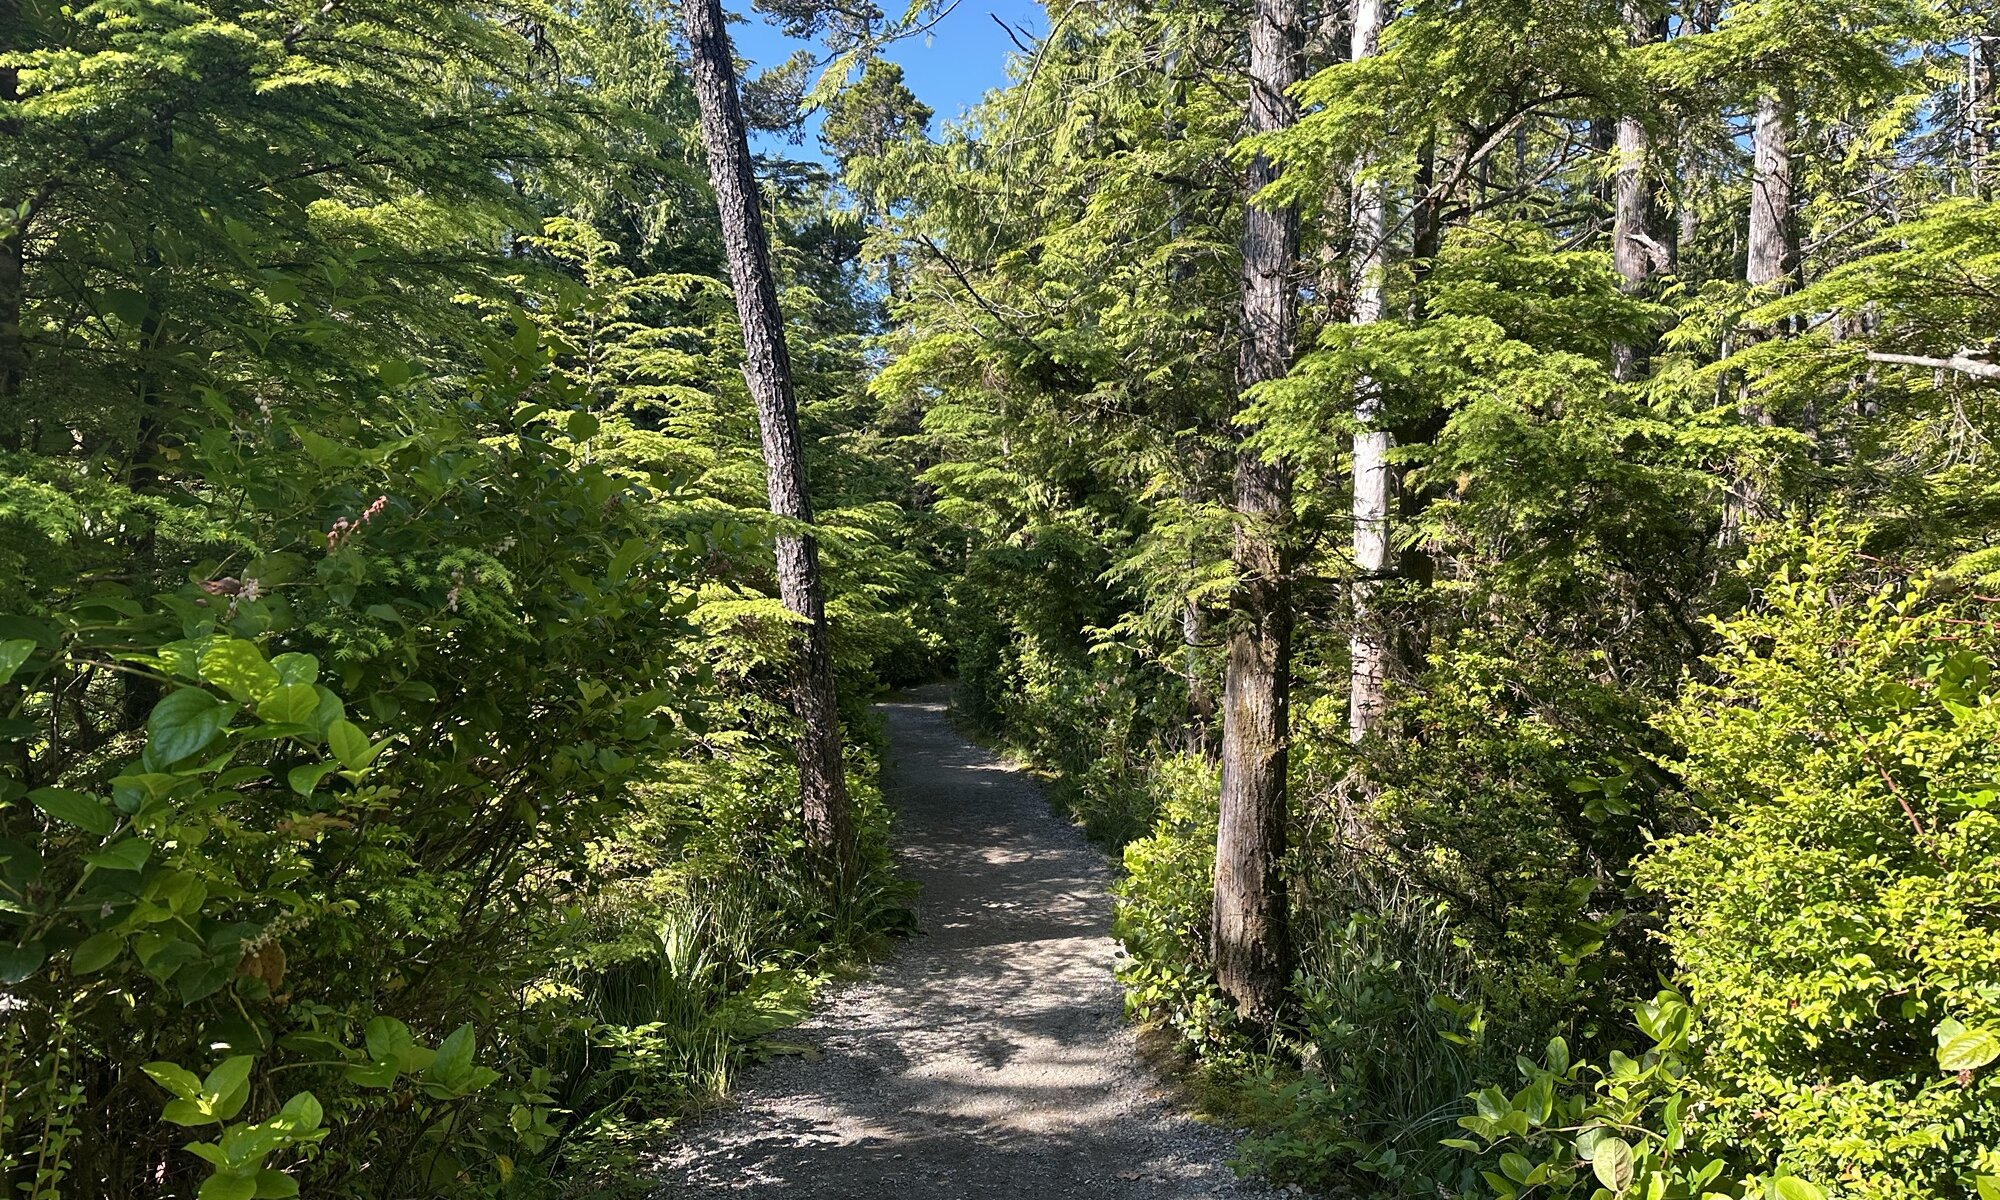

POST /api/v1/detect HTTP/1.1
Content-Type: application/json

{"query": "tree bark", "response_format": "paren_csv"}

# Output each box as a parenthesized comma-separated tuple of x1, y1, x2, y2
(1973, 31, 1997, 198)
(1211, 0, 1300, 1027)
(0, 64, 25, 447)
(683, 0, 856, 875)
(1745, 89, 1796, 292)
(1347, 0, 1392, 744)
(1611, 2, 1665, 381)
(1725, 86, 1796, 541)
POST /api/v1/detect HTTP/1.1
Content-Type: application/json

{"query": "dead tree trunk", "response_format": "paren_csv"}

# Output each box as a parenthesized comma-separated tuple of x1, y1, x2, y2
(1347, 0, 1392, 743)
(1211, 0, 1301, 1028)
(684, 0, 855, 875)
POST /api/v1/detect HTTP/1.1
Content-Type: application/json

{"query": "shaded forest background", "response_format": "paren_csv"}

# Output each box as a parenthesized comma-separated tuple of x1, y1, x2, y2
(4, 2, 2000, 1199)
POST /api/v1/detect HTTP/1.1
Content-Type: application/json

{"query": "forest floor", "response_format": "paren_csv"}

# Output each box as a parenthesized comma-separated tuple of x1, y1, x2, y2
(645, 683, 1283, 1198)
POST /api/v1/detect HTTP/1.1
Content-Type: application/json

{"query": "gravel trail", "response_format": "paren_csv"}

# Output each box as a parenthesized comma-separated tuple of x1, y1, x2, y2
(647, 683, 1281, 1198)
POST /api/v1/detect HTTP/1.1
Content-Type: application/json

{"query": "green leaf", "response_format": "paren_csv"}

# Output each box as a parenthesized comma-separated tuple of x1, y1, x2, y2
(143, 1061, 205, 1101)
(253, 1170, 301, 1198)
(203, 1055, 256, 1118)
(286, 762, 340, 797)
(199, 1174, 257, 1200)
(1591, 1136, 1635, 1194)
(426, 1023, 477, 1085)
(149, 689, 230, 764)
(31, 786, 116, 835)
(1975, 1175, 2000, 1200)
(177, 957, 234, 1006)
(72, 930, 125, 973)
(326, 719, 370, 771)
(163, 1098, 216, 1127)
(270, 653, 319, 685)
(200, 639, 281, 703)
(0, 941, 45, 983)
(0, 638, 36, 685)
(567, 410, 600, 440)
(85, 838, 151, 872)
(1773, 1179, 1824, 1200)
(273, 1090, 323, 1134)
(259, 684, 318, 726)
(1938, 1028, 2000, 1073)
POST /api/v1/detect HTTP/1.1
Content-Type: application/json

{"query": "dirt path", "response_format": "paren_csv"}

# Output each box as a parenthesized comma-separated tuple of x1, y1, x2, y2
(646, 684, 1281, 1198)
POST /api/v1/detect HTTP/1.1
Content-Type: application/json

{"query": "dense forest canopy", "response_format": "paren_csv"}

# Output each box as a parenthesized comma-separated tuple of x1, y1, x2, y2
(3, 0, 1999, 1198)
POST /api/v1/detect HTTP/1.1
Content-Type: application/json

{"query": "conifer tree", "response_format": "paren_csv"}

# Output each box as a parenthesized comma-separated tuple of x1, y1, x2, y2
(1212, 0, 1301, 1026)
(683, 0, 857, 875)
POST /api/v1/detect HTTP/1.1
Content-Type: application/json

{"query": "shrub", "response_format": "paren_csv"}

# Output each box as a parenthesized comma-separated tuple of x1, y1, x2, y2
(1640, 532, 2000, 1200)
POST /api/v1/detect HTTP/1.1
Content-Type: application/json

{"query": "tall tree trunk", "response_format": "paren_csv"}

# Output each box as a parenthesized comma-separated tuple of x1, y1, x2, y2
(1973, 30, 1997, 198)
(1348, 0, 1392, 744)
(1211, 0, 1300, 1027)
(1612, 3, 1666, 381)
(1746, 90, 1797, 292)
(684, 0, 856, 875)
(0, 64, 25, 449)
(1724, 87, 1797, 543)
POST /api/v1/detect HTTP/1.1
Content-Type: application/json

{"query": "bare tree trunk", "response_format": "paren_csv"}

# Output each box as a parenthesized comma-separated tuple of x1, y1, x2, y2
(1973, 31, 1997, 198)
(0, 64, 24, 448)
(1611, 2, 1665, 381)
(684, 0, 855, 875)
(1211, 0, 1300, 1027)
(1347, 0, 1392, 744)
(1746, 90, 1797, 292)
(1723, 87, 1797, 543)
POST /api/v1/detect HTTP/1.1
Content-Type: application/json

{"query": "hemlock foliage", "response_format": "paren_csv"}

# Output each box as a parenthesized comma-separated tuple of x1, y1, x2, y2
(5, 0, 2000, 1197)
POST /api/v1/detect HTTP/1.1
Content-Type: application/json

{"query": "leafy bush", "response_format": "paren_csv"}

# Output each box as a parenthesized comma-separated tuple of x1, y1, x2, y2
(1640, 533, 2000, 1200)
(0, 327, 912, 1197)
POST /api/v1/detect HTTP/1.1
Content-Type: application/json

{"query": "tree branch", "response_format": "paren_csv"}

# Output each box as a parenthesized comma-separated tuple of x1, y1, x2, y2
(1865, 350, 2000, 381)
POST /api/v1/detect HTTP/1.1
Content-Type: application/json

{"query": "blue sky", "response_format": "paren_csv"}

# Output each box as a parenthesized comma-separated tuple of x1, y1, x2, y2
(729, 0, 1047, 154)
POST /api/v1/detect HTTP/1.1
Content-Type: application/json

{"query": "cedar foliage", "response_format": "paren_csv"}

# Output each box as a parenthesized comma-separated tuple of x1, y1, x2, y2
(7, 1, 2000, 1198)
(864, 2, 2000, 1198)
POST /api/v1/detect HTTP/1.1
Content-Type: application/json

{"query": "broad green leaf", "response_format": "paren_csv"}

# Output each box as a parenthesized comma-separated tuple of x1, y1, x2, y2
(177, 958, 234, 1006)
(149, 689, 230, 764)
(85, 838, 151, 872)
(0, 941, 45, 983)
(326, 719, 370, 771)
(142, 1061, 205, 1101)
(203, 1055, 256, 1119)
(287, 762, 340, 796)
(567, 410, 600, 440)
(259, 683, 318, 726)
(163, 1098, 216, 1127)
(0, 638, 35, 685)
(72, 930, 125, 973)
(426, 1023, 477, 1085)
(271, 652, 319, 686)
(274, 1090, 323, 1133)
(1773, 1179, 1824, 1200)
(253, 1169, 301, 1198)
(30, 786, 115, 835)
(200, 639, 281, 702)
(1591, 1136, 1635, 1194)
(199, 1174, 257, 1200)
(1938, 1028, 2000, 1073)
